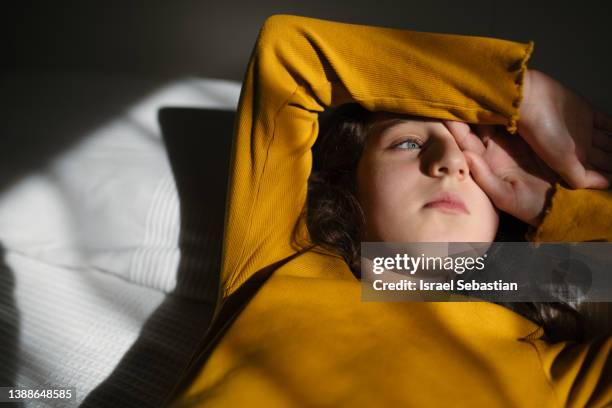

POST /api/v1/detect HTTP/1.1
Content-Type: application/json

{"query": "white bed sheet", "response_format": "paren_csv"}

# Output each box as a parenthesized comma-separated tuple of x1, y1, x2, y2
(0, 74, 241, 407)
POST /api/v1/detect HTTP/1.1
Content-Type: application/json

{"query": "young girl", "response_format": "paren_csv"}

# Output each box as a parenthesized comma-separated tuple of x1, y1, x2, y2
(306, 102, 589, 343)
(171, 14, 612, 407)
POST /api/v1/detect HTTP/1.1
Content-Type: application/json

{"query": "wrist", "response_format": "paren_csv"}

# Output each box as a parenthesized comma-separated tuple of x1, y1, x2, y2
(517, 68, 534, 136)
(530, 182, 556, 228)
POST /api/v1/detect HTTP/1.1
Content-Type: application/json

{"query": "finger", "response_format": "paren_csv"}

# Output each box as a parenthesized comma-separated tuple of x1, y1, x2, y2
(539, 150, 609, 190)
(443, 121, 486, 155)
(594, 110, 612, 132)
(588, 147, 612, 172)
(464, 151, 515, 211)
(472, 124, 497, 147)
(584, 170, 611, 189)
(592, 129, 612, 152)
(515, 124, 588, 188)
(584, 164, 612, 190)
(553, 154, 592, 189)
(463, 126, 489, 153)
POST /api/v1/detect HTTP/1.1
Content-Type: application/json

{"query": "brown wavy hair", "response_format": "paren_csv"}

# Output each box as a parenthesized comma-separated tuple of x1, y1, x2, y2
(295, 103, 584, 343)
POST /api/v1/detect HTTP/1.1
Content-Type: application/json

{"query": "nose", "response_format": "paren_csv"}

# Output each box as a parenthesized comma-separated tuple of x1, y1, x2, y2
(425, 135, 469, 180)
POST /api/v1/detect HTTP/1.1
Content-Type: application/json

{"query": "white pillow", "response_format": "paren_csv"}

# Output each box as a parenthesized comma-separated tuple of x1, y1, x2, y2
(0, 74, 242, 405)
(0, 74, 241, 300)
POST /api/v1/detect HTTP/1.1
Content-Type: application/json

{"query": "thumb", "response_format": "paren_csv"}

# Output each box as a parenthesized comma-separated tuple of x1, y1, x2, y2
(584, 167, 611, 189)
(465, 152, 515, 211)
(555, 155, 589, 189)
(560, 156, 610, 189)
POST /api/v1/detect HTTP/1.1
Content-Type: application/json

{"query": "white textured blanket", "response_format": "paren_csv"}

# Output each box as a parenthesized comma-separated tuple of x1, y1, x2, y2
(0, 74, 241, 407)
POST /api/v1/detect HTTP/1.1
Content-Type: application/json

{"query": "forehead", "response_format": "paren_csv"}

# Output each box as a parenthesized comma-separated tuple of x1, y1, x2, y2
(366, 111, 435, 139)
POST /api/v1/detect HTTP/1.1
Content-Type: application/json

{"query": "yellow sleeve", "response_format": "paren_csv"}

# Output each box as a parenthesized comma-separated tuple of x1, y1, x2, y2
(526, 333, 612, 408)
(221, 13, 534, 300)
(526, 181, 612, 242)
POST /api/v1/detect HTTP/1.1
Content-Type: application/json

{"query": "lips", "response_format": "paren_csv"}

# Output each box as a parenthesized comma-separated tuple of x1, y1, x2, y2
(423, 191, 470, 215)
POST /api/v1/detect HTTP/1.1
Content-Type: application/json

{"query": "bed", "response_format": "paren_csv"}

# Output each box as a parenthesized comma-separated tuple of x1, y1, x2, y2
(0, 73, 240, 407)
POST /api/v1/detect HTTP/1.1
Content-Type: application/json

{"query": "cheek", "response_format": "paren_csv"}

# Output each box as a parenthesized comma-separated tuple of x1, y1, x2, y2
(358, 157, 405, 208)
(357, 157, 420, 237)
(469, 186, 500, 239)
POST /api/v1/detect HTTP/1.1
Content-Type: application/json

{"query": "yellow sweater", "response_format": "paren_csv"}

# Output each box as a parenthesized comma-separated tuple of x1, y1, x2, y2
(171, 14, 612, 407)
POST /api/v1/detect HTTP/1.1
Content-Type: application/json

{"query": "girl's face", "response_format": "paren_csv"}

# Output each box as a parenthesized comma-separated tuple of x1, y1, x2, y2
(356, 112, 499, 243)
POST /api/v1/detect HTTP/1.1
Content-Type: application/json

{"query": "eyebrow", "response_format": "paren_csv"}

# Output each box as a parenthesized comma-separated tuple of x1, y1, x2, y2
(368, 118, 423, 141)
(370, 118, 408, 131)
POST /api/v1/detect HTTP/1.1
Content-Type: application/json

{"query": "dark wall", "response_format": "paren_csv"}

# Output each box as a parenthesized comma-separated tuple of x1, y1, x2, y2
(6, 0, 612, 110)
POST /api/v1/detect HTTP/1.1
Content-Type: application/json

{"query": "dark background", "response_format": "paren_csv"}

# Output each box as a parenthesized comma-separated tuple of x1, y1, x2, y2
(4, 0, 612, 112)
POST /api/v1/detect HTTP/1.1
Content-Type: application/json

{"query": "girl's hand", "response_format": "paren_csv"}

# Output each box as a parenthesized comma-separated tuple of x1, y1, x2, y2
(445, 121, 559, 227)
(518, 69, 612, 189)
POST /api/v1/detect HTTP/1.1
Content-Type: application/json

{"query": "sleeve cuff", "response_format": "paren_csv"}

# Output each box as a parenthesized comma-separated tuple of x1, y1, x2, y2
(506, 40, 535, 135)
(525, 181, 612, 242)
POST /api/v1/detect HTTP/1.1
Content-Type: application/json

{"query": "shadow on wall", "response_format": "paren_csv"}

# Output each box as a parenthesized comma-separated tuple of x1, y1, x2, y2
(80, 108, 235, 407)
(0, 74, 174, 195)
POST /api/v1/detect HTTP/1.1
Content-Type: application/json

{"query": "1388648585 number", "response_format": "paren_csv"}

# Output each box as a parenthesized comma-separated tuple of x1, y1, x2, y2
(1, 387, 76, 402)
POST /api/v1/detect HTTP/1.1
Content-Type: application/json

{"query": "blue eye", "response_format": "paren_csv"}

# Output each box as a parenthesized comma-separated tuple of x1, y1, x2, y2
(394, 138, 423, 150)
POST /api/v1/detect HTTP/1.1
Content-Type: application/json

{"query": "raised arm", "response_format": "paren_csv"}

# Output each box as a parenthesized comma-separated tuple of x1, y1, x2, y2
(220, 14, 534, 300)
